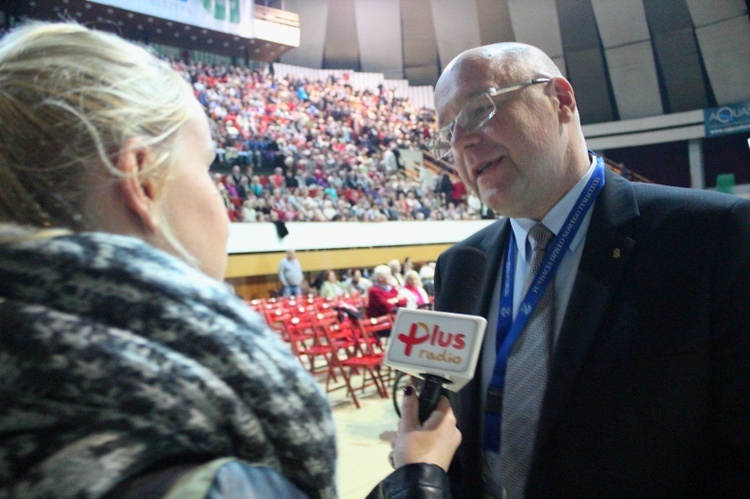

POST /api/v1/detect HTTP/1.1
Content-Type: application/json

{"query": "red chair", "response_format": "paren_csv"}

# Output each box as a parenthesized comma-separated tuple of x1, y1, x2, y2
(356, 314, 394, 381)
(358, 314, 393, 343)
(246, 298, 265, 313)
(316, 313, 389, 408)
(342, 292, 365, 310)
(264, 308, 292, 341)
(285, 314, 330, 376)
(313, 313, 356, 365)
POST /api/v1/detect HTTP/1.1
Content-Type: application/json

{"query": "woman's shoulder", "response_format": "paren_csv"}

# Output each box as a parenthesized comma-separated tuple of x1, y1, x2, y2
(113, 458, 309, 499)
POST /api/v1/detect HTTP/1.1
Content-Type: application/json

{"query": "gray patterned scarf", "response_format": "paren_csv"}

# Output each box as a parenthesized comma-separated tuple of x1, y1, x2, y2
(0, 228, 337, 498)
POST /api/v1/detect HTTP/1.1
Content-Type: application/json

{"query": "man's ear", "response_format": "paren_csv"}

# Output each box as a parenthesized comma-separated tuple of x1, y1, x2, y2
(551, 77, 577, 123)
(116, 141, 159, 232)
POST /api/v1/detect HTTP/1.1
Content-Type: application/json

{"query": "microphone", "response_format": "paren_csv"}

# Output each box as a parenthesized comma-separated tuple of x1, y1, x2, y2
(386, 247, 487, 423)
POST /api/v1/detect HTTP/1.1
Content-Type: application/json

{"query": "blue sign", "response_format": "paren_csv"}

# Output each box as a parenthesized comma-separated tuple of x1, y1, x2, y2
(704, 100, 750, 137)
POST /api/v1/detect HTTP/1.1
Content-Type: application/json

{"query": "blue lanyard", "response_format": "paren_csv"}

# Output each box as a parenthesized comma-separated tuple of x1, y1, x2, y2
(484, 156, 605, 451)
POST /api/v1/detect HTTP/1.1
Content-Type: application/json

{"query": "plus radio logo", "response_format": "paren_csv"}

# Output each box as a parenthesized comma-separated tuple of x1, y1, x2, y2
(397, 321, 467, 364)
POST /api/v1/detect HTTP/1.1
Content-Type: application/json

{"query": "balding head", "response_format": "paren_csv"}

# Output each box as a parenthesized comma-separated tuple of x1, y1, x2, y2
(436, 43, 567, 129)
(433, 42, 590, 220)
(440, 43, 562, 86)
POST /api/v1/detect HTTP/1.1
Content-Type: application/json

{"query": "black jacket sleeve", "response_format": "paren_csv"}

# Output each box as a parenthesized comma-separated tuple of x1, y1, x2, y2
(113, 460, 450, 499)
(110, 459, 307, 499)
(366, 463, 451, 499)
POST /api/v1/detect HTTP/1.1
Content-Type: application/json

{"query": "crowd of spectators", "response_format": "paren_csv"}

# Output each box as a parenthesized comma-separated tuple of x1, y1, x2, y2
(309, 259, 436, 318)
(0, 23, 484, 223)
(169, 59, 491, 223)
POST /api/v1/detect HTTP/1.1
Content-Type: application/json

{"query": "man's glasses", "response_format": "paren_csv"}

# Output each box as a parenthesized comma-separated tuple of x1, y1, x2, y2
(427, 77, 552, 160)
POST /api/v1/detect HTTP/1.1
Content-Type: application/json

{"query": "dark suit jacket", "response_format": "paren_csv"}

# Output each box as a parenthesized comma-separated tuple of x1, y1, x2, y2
(435, 170, 750, 497)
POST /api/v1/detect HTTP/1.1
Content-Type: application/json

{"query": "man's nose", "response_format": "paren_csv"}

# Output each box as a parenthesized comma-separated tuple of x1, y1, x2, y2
(451, 122, 480, 151)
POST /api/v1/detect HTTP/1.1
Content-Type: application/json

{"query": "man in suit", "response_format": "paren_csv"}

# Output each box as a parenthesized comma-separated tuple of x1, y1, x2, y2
(431, 42, 750, 497)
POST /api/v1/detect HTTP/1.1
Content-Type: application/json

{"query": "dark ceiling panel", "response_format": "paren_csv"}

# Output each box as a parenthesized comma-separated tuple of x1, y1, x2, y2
(652, 28, 711, 112)
(694, 14, 750, 105)
(323, 0, 359, 70)
(557, 0, 600, 51)
(557, 0, 613, 124)
(281, 0, 328, 68)
(477, 0, 515, 45)
(566, 47, 616, 124)
(643, 0, 693, 33)
(400, 0, 439, 85)
(644, 0, 714, 112)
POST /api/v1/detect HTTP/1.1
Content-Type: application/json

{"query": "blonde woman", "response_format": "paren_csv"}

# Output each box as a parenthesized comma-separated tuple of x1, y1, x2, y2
(399, 270, 430, 309)
(0, 23, 459, 498)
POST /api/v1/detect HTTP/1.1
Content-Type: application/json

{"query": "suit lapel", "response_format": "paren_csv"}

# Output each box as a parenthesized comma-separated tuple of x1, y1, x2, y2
(449, 219, 510, 496)
(453, 218, 510, 416)
(534, 171, 640, 451)
(478, 220, 511, 316)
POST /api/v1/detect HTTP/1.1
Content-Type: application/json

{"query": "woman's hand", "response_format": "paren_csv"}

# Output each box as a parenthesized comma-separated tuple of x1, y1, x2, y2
(389, 385, 461, 472)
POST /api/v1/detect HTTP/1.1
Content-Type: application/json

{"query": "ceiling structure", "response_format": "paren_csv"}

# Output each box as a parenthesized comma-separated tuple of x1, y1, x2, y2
(280, 0, 750, 125)
(4, 0, 750, 126)
(7, 0, 295, 62)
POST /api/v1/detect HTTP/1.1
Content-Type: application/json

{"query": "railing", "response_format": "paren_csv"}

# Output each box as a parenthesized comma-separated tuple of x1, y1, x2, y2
(602, 157, 652, 183)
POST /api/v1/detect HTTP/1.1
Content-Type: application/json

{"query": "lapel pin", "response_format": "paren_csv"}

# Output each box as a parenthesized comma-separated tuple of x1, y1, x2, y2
(612, 248, 621, 259)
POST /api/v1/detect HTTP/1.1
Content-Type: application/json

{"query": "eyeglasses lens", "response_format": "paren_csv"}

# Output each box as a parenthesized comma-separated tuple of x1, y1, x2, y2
(430, 93, 496, 159)
(458, 93, 496, 134)
(426, 126, 450, 159)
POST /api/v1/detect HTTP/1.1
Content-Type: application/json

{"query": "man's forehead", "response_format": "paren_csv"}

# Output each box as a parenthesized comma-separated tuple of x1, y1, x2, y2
(435, 59, 502, 126)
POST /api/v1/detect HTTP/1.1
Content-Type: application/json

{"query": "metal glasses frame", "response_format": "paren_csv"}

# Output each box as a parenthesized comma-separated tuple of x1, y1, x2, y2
(427, 77, 552, 160)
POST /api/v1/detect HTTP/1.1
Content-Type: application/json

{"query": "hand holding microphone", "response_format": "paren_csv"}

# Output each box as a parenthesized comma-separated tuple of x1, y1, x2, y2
(384, 247, 486, 478)
(390, 385, 461, 472)
(386, 247, 488, 423)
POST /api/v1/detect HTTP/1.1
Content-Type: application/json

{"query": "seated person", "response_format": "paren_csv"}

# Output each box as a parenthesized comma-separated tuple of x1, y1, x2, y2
(388, 258, 405, 286)
(366, 264, 407, 318)
(419, 264, 436, 297)
(0, 22, 459, 499)
(399, 270, 430, 309)
(319, 270, 346, 298)
(344, 268, 373, 294)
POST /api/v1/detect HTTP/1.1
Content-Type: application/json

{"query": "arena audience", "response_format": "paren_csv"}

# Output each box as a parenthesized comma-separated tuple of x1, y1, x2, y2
(166, 58, 479, 223)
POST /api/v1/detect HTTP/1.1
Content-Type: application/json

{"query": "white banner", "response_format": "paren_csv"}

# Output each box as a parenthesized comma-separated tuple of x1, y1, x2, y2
(226, 220, 496, 254)
(89, 0, 254, 37)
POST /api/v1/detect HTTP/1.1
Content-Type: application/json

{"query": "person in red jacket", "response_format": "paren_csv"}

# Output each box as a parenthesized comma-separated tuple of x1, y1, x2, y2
(366, 264, 407, 318)
(450, 176, 467, 206)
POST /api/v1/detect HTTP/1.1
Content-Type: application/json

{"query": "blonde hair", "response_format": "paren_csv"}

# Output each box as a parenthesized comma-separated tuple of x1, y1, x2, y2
(404, 270, 422, 286)
(0, 22, 195, 257)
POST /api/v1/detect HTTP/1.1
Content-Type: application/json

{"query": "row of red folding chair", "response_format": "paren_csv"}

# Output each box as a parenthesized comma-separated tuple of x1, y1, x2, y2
(250, 292, 364, 316)
(262, 305, 352, 366)
(250, 292, 391, 407)
(284, 307, 392, 408)
(316, 312, 391, 408)
(286, 313, 331, 377)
